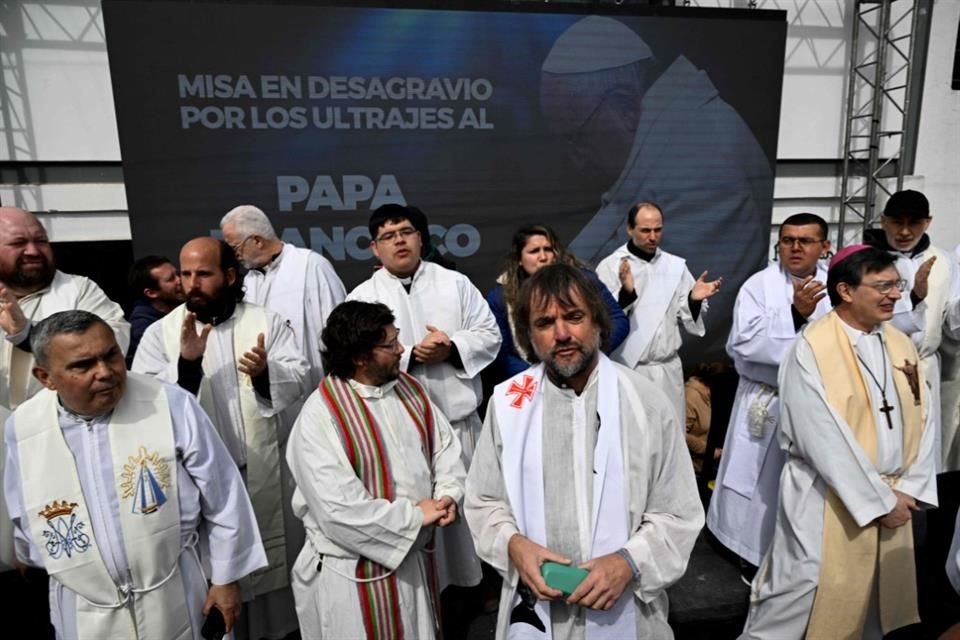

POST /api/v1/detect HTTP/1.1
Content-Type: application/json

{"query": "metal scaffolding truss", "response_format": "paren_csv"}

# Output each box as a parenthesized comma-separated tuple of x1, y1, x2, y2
(837, 0, 922, 248)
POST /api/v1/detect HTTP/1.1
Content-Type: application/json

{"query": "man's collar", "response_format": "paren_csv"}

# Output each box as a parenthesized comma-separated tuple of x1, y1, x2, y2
(838, 314, 882, 342)
(348, 377, 399, 398)
(626, 242, 658, 262)
(382, 260, 424, 284)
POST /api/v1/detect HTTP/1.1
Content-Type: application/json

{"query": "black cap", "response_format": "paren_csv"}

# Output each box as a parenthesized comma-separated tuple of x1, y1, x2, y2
(883, 190, 930, 219)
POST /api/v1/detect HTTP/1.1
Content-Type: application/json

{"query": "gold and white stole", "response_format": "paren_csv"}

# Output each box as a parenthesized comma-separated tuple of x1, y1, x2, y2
(16, 373, 190, 640)
(160, 302, 288, 596)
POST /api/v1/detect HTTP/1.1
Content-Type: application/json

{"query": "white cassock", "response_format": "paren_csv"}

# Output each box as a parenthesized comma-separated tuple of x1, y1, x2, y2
(741, 321, 938, 640)
(0, 270, 129, 572)
(3, 378, 267, 640)
(596, 245, 705, 425)
(347, 261, 501, 588)
(886, 244, 960, 470)
(943, 246, 960, 471)
(287, 380, 466, 639)
(243, 243, 346, 392)
(466, 359, 704, 640)
(133, 302, 309, 640)
(708, 263, 830, 566)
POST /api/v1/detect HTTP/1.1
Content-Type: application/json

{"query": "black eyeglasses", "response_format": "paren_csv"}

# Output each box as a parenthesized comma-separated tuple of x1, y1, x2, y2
(374, 228, 418, 244)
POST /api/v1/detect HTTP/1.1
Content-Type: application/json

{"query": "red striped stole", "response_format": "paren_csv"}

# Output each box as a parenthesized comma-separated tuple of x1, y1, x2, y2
(319, 372, 435, 640)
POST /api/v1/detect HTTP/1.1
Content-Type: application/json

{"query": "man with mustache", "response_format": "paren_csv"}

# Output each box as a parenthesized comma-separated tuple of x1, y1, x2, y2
(133, 237, 309, 640)
(741, 245, 937, 639)
(3, 310, 266, 639)
(0, 206, 128, 630)
(220, 204, 345, 392)
(286, 300, 466, 639)
(465, 264, 703, 639)
(347, 203, 501, 592)
(125, 255, 185, 367)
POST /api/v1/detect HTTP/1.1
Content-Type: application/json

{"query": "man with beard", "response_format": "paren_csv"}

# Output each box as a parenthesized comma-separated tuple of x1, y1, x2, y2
(125, 256, 185, 367)
(596, 201, 722, 424)
(4, 310, 267, 639)
(708, 213, 832, 576)
(465, 264, 703, 639)
(220, 205, 345, 391)
(741, 246, 937, 639)
(286, 300, 466, 639)
(133, 237, 309, 640)
(347, 203, 501, 591)
(0, 206, 128, 633)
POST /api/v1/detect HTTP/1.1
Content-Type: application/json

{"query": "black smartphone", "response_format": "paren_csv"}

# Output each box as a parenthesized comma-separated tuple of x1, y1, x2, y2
(201, 606, 226, 640)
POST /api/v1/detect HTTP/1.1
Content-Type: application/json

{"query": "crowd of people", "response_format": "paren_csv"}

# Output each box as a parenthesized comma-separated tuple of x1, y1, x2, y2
(0, 190, 958, 640)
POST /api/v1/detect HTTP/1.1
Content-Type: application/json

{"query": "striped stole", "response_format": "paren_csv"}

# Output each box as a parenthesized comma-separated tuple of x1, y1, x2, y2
(319, 372, 434, 640)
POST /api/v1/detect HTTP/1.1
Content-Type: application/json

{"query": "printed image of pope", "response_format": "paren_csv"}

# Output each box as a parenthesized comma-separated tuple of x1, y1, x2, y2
(539, 16, 774, 353)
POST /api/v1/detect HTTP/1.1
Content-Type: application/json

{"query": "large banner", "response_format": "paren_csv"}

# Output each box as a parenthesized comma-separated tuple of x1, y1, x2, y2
(103, 1, 786, 360)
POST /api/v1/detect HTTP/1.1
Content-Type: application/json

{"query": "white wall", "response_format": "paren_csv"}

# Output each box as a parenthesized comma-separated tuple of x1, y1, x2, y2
(0, 0, 957, 252)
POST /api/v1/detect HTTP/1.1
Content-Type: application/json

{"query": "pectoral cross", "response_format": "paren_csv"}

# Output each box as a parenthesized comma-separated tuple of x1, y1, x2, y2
(879, 395, 895, 430)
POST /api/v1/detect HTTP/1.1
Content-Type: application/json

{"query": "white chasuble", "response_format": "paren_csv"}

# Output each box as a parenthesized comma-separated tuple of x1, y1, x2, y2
(15, 374, 188, 640)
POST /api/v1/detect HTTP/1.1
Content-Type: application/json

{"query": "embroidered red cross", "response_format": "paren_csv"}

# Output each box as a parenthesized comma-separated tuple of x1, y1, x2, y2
(506, 374, 537, 409)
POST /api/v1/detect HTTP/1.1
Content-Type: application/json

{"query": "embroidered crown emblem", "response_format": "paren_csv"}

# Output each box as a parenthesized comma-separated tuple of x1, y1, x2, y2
(38, 500, 90, 559)
(39, 500, 78, 521)
(120, 446, 171, 515)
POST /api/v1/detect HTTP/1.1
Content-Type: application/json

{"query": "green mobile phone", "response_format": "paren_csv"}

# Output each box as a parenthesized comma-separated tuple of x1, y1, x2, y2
(541, 562, 589, 596)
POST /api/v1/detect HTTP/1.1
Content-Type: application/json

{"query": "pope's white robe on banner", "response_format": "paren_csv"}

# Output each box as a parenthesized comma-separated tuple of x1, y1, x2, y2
(347, 261, 501, 588)
(708, 263, 830, 566)
(287, 380, 465, 639)
(466, 359, 703, 640)
(596, 245, 705, 425)
(133, 302, 309, 640)
(0, 270, 129, 572)
(741, 320, 938, 639)
(243, 243, 346, 392)
(3, 378, 267, 640)
(886, 245, 960, 470)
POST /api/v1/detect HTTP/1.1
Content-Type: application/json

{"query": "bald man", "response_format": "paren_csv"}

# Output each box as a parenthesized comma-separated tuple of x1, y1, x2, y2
(0, 206, 128, 620)
(133, 237, 309, 640)
(541, 17, 773, 355)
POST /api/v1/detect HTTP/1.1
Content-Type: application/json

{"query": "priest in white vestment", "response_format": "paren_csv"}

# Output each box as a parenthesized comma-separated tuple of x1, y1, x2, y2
(287, 300, 466, 639)
(863, 190, 960, 471)
(0, 207, 129, 601)
(742, 246, 937, 640)
(596, 202, 721, 424)
(347, 204, 501, 589)
(466, 264, 703, 640)
(4, 310, 267, 639)
(709, 214, 832, 569)
(133, 238, 309, 640)
(221, 204, 346, 393)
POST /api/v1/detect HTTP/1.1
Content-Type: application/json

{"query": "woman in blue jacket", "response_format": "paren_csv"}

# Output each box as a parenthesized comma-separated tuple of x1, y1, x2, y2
(486, 224, 629, 383)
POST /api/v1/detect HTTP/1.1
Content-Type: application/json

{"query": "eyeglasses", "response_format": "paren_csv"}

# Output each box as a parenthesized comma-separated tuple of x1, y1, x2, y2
(374, 227, 418, 244)
(862, 279, 908, 295)
(373, 336, 401, 352)
(778, 236, 824, 248)
(230, 235, 254, 254)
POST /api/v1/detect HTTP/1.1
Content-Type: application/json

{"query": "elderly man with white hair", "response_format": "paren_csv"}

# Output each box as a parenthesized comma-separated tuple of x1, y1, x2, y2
(221, 205, 345, 392)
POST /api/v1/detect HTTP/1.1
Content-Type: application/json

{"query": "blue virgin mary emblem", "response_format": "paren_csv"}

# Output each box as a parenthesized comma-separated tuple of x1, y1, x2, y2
(120, 446, 171, 515)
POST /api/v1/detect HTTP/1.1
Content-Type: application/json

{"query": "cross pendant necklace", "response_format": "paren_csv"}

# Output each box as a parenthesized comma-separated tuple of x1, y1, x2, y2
(856, 334, 894, 430)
